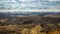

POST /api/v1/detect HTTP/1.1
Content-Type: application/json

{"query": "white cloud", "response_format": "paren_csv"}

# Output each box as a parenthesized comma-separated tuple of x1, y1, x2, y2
(48, 0, 60, 2)
(18, 0, 36, 2)
(10, 0, 17, 2)
(18, 0, 28, 2)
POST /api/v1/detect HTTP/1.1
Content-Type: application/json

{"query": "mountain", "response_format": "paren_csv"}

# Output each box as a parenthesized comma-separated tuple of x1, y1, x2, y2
(0, 11, 60, 18)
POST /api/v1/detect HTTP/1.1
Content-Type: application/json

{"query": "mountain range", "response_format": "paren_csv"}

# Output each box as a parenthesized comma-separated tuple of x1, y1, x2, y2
(0, 11, 60, 18)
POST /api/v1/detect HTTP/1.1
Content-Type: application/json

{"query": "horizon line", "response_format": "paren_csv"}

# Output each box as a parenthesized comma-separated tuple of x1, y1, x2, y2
(0, 9, 60, 12)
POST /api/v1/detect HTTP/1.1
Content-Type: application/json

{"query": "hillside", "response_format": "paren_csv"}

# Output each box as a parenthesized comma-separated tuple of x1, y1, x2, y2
(0, 12, 60, 34)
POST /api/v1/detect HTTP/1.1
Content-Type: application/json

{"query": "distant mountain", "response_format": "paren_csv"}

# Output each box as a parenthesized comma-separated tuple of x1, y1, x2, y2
(0, 11, 60, 18)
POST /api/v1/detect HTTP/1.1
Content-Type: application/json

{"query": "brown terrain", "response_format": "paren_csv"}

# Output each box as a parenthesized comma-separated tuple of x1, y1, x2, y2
(0, 15, 60, 34)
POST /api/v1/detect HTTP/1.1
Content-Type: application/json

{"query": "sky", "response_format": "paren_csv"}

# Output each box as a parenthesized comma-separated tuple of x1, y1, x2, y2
(0, 0, 60, 12)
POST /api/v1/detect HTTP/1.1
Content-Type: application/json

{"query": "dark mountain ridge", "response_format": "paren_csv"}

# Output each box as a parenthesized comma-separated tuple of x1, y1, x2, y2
(0, 11, 60, 18)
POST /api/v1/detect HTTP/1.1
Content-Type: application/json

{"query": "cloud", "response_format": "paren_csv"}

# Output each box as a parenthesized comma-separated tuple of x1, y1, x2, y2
(47, 0, 60, 2)
(0, 0, 60, 12)
(18, 0, 36, 2)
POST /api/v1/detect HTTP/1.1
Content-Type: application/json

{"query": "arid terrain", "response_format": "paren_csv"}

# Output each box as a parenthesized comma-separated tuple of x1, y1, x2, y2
(0, 12, 60, 34)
